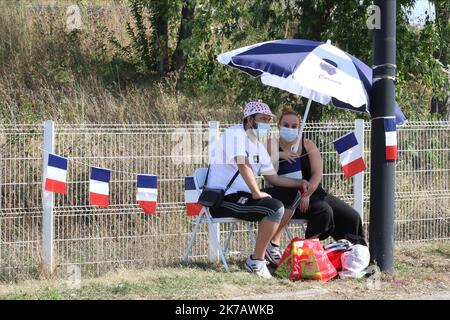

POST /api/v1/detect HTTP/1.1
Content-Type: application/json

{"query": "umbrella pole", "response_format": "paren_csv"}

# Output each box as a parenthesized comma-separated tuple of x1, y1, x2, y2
(292, 96, 312, 152)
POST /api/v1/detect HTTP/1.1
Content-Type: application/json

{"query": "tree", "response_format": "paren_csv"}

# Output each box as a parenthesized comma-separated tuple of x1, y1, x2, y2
(111, 0, 189, 79)
(149, 0, 170, 77)
(430, 0, 449, 119)
(171, 0, 196, 78)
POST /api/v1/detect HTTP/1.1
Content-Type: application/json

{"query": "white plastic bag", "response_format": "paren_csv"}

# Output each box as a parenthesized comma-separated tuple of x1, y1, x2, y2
(338, 244, 370, 278)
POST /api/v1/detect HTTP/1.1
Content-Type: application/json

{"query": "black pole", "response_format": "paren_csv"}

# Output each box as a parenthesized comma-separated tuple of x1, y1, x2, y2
(369, 0, 396, 273)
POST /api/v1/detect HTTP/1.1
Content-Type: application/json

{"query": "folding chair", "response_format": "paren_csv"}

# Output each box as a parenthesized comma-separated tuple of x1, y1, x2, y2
(286, 218, 307, 240)
(183, 168, 256, 272)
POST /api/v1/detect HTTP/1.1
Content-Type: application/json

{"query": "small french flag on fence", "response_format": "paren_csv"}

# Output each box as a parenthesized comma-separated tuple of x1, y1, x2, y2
(277, 158, 303, 179)
(185, 176, 203, 216)
(136, 174, 158, 215)
(333, 132, 366, 179)
(89, 167, 111, 208)
(384, 117, 398, 161)
(45, 153, 68, 194)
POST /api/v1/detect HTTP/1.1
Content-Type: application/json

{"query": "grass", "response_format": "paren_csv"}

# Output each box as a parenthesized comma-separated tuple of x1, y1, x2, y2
(0, 262, 301, 300)
(0, 241, 448, 300)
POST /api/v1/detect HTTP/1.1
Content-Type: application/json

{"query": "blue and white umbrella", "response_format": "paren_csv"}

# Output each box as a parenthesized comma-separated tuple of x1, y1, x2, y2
(218, 39, 406, 141)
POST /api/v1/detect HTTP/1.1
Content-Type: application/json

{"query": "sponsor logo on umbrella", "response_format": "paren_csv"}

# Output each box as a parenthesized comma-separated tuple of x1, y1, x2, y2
(320, 59, 337, 75)
(319, 59, 341, 85)
(319, 73, 342, 85)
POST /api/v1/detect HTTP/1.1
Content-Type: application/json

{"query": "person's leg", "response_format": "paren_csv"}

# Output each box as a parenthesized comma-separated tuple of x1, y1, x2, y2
(324, 194, 366, 245)
(242, 197, 284, 277)
(261, 187, 298, 246)
(293, 196, 335, 240)
(253, 218, 281, 259)
(211, 192, 284, 276)
(247, 197, 284, 259)
(212, 193, 284, 254)
(270, 208, 294, 245)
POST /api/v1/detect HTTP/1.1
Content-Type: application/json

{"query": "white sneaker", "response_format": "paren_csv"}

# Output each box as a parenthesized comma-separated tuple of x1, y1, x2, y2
(245, 256, 272, 279)
(265, 243, 282, 267)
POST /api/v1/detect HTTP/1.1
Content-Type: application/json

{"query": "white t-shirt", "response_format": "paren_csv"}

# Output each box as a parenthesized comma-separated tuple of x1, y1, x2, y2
(207, 124, 275, 195)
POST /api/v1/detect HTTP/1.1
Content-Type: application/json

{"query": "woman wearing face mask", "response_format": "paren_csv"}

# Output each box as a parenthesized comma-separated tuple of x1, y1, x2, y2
(264, 106, 367, 267)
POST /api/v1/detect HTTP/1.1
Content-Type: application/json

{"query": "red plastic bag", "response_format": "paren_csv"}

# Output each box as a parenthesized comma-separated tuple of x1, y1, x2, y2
(326, 250, 344, 271)
(275, 237, 338, 282)
(324, 240, 353, 272)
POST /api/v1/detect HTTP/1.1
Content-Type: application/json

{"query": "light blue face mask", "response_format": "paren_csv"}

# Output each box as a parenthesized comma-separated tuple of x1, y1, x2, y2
(279, 126, 299, 142)
(252, 122, 271, 138)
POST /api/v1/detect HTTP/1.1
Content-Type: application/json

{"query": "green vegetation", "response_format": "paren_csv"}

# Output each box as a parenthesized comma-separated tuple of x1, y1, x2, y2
(0, 0, 448, 124)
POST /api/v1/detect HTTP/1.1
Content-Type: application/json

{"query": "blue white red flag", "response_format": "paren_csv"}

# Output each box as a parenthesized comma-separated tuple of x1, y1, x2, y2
(333, 132, 366, 179)
(384, 117, 398, 160)
(90, 167, 111, 207)
(45, 153, 68, 194)
(185, 176, 203, 216)
(136, 174, 157, 215)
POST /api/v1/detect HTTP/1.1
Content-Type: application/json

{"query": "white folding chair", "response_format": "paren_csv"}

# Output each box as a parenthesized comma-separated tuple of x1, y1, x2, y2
(286, 218, 307, 240)
(183, 168, 256, 272)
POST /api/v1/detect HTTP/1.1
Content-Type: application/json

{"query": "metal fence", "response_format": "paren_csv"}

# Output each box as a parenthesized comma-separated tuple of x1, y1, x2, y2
(0, 121, 449, 280)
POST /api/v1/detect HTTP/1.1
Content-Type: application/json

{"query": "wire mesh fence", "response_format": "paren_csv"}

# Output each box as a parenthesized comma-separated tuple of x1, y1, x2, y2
(0, 121, 449, 280)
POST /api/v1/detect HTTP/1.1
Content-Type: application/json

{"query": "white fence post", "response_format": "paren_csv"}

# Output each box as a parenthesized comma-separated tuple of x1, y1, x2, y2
(42, 120, 55, 274)
(208, 121, 220, 262)
(354, 119, 365, 220)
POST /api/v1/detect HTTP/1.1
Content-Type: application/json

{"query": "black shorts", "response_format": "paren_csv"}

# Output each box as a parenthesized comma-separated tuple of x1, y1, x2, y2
(209, 187, 294, 223)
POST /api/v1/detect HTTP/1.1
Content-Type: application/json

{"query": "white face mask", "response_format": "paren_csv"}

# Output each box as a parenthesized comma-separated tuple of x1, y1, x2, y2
(279, 127, 299, 142)
(252, 122, 271, 138)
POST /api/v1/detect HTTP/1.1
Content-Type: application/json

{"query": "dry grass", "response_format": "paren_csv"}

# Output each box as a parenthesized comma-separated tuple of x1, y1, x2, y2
(0, 2, 241, 124)
(0, 241, 448, 300)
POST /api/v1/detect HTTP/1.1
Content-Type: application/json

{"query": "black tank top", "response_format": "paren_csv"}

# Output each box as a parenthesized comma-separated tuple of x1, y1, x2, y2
(279, 138, 327, 196)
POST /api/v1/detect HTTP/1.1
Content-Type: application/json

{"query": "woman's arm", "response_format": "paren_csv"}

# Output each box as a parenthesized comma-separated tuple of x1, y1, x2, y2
(264, 174, 309, 191)
(303, 139, 323, 196)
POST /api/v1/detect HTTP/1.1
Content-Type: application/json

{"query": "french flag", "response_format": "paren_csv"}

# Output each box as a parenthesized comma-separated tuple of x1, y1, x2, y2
(277, 158, 303, 179)
(384, 117, 398, 160)
(45, 153, 68, 194)
(333, 132, 366, 179)
(185, 176, 203, 216)
(136, 174, 158, 215)
(90, 167, 111, 208)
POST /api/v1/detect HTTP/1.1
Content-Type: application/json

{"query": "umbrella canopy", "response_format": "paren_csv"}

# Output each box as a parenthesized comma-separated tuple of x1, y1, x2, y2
(218, 39, 406, 125)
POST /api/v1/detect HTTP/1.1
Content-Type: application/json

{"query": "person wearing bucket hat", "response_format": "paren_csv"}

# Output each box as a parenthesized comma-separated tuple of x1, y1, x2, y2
(242, 101, 276, 140)
(206, 100, 309, 278)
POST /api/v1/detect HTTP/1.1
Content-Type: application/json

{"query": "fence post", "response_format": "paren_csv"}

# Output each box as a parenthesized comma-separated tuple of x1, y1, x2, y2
(42, 120, 55, 274)
(208, 121, 220, 262)
(354, 119, 365, 220)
